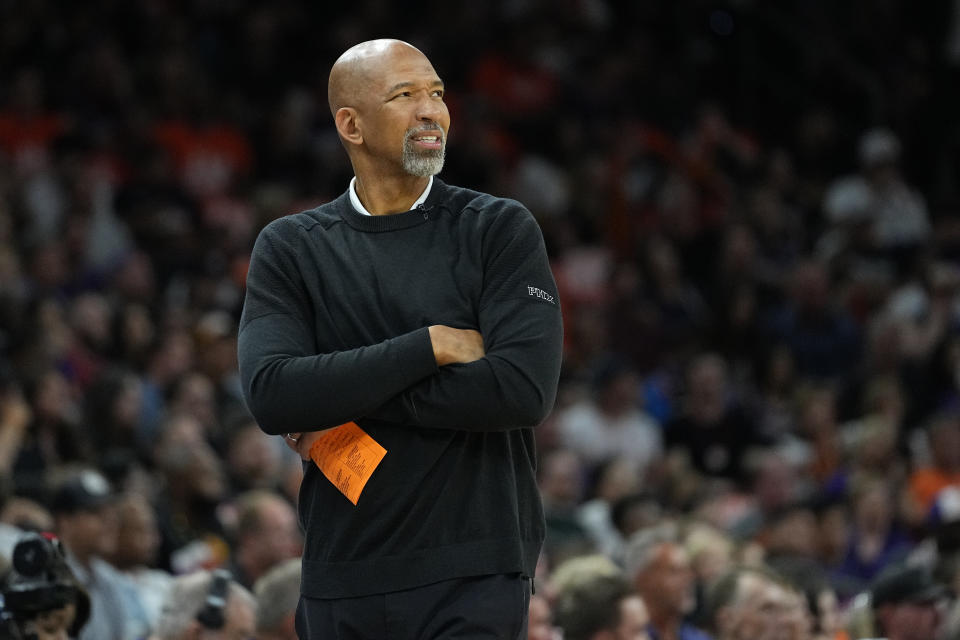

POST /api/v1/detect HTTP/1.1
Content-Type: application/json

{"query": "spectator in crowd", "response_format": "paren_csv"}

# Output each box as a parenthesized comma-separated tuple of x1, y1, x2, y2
(539, 448, 593, 566)
(822, 128, 931, 257)
(554, 569, 651, 640)
(556, 357, 663, 480)
(107, 491, 174, 628)
(528, 592, 559, 640)
(665, 353, 764, 486)
(795, 387, 845, 486)
(51, 468, 151, 640)
(10, 366, 89, 501)
(684, 522, 735, 628)
(252, 557, 300, 640)
(759, 501, 822, 565)
(768, 557, 848, 640)
(83, 365, 145, 462)
(729, 449, 810, 541)
(577, 456, 644, 560)
(153, 419, 230, 574)
(227, 489, 301, 590)
(624, 523, 711, 640)
(907, 412, 960, 517)
(835, 476, 912, 589)
(0, 531, 90, 640)
(153, 569, 256, 640)
(610, 493, 665, 555)
(761, 260, 862, 382)
(869, 563, 949, 640)
(705, 565, 795, 640)
(224, 418, 290, 493)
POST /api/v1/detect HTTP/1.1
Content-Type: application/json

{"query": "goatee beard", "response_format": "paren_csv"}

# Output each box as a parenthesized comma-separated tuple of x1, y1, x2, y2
(402, 126, 446, 177)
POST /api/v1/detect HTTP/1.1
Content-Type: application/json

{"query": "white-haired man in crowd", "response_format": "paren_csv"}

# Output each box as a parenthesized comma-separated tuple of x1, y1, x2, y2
(253, 557, 300, 640)
(152, 569, 256, 640)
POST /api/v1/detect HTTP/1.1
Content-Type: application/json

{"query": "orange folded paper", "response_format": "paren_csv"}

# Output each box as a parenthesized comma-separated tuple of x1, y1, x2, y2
(309, 421, 387, 505)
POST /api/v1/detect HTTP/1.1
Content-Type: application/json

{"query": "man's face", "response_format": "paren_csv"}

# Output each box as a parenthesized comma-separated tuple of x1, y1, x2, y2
(60, 504, 119, 559)
(720, 573, 793, 640)
(638, 543, 695, 616)
(614, 595, 651, 640)
(248, 500, 301, 569)
(114, 498, 160, 567)
(359, 45, 450, 177)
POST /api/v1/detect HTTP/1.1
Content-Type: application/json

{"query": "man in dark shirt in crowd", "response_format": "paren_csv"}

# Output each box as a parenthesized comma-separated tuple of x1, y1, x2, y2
(238, 38, 563, 638)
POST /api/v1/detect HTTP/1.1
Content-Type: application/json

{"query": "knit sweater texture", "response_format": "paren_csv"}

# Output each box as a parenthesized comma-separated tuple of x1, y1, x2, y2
(238, 179, 563, 598)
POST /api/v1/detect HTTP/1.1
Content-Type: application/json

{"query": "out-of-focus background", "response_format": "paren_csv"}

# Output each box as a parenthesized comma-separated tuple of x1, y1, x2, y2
(1, 1, 959, 638)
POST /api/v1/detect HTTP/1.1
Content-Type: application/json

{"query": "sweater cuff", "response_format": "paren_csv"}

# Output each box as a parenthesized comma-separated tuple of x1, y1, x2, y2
(391, 326, 438, 387)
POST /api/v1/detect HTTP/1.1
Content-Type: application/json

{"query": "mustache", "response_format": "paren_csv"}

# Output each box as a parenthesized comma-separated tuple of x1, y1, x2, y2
(406, 124, 446, 141)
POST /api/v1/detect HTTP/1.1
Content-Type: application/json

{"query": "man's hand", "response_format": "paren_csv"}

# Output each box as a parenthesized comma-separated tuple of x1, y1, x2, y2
(284, 429, 331, 460)
(428, 325, 485, 366)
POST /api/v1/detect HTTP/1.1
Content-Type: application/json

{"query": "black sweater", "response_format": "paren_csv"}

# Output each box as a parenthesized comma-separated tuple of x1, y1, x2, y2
(238, 179, 563, 598)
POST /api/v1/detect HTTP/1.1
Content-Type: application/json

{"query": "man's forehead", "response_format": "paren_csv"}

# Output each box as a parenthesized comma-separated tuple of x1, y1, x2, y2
(371, 53, 439, 89)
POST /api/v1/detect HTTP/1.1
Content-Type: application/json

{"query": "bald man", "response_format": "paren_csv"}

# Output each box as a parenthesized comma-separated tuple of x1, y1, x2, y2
(238, 39, 563, 638)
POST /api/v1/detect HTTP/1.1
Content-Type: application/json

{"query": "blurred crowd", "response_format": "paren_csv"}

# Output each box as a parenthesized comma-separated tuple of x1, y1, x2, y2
(1, 0, 960, 638)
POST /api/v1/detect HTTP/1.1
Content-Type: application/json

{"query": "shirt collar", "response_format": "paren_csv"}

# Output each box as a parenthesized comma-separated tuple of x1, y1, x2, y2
(349, 176, 433, 216)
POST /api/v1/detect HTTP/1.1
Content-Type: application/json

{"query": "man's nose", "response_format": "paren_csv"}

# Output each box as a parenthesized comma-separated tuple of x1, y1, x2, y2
(416, 96, 445, 123)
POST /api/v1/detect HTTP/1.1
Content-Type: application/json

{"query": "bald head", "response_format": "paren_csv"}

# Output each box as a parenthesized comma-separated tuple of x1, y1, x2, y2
(328, 39, 430, 116)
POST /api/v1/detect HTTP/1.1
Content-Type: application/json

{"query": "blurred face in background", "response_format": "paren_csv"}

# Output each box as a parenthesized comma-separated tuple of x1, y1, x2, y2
(527, 594, 555, 640)
(614, 595, 651, 640)
(249, 497, 302, 570)
(637, 543, 696, 618)
(112, 494, 160, 569)
(538, 449, 583, 508)
(58, 503, 118, 562)
(717, 573, 793, 640)
(854, 479, 893, 535)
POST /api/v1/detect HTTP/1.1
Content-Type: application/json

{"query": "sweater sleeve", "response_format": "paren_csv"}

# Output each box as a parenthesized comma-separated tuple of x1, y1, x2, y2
(366, 204, 563, 431)
(237, 222, 438, 435)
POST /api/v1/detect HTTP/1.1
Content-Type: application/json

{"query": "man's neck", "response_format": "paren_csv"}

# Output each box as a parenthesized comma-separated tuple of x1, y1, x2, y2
(353, 173, 431, 215)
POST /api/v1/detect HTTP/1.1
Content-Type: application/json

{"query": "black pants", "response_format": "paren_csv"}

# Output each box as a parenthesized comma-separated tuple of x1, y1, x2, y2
(295, 573, 531, 639)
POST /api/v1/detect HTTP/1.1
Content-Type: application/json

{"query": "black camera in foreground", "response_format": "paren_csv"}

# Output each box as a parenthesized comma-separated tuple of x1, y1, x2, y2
(0, 532, 89, 638)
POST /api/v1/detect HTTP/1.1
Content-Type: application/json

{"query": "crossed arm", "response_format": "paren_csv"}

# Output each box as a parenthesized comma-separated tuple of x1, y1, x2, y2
(238, 208, 563, 454)
(283, 325, 484, 457)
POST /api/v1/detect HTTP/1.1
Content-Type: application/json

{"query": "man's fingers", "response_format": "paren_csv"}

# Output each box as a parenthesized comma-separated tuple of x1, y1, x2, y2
(284, 429, 333, 460)
(284, 433, 303, 455)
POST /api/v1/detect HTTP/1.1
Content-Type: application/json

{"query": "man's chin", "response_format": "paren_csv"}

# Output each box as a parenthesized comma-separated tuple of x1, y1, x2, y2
(403, 153, 445, 178)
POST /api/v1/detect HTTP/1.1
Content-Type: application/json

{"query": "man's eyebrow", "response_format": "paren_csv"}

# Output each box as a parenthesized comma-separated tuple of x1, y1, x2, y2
(385, 79, 445, 94)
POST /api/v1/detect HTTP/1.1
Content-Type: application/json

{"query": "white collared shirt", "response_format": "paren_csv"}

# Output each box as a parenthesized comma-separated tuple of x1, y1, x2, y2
(349, 176, 434, 215)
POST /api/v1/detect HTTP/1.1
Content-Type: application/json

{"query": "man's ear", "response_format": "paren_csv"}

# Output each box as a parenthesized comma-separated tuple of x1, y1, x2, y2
(335, 107, 363, 146)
